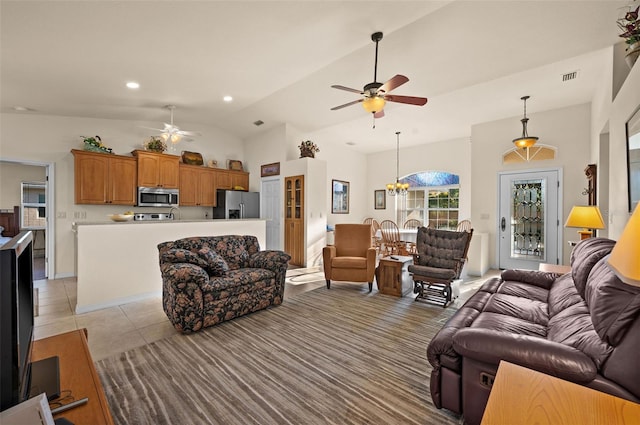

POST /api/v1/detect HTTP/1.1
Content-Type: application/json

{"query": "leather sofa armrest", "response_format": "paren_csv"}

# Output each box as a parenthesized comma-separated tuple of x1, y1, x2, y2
(453, 328, 597, 383)
(501, 269, 558, 290)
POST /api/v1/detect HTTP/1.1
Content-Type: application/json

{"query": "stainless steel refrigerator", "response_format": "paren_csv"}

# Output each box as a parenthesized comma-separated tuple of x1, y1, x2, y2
(212, 190, 260, 219)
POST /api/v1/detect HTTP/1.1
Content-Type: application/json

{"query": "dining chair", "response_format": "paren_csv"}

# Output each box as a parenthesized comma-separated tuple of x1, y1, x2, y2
(403, 219, 422, 253)
(456, 219, 472, 232)
(379, 220, 407, 256)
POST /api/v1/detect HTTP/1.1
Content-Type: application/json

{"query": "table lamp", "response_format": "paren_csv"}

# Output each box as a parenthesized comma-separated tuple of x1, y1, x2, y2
(607, 204, 640, 287)
(564, 205, 605, 240)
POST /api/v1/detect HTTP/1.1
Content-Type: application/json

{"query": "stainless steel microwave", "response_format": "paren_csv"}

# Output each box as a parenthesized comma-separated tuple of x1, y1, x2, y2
(137, 187, 179, 207)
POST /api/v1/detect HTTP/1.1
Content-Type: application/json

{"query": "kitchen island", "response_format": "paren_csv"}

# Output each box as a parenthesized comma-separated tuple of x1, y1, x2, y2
(73, 219, 266, 313)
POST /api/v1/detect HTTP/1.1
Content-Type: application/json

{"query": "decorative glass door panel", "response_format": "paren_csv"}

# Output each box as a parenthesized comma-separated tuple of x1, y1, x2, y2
(499, 170, 560, 270)
(511, 179, 544, 260)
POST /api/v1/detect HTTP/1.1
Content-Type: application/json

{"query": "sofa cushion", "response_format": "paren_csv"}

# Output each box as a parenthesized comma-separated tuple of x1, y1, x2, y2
(570, 237, 616, 298)
(483, 293, 549, 327)
(198, 247, 229, 277)
(210, 236, 250, 270)
(332, 256, 368, 269)
(202, 268, 275, 298)
(471, 312, 547, 337)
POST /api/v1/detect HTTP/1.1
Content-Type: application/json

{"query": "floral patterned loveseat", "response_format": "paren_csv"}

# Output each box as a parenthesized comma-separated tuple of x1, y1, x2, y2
(158, 235, 290, 333)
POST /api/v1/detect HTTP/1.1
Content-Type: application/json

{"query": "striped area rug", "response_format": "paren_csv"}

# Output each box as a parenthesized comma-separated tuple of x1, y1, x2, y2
(95, 283, 462, 425)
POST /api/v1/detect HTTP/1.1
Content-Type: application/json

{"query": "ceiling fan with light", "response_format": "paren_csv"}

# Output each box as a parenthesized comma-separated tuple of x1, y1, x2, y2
(142, 105, 201, 144)
(330, 32, 428, 120)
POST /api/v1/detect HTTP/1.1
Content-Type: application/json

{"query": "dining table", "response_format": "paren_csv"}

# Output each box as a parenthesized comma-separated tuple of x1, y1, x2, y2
(375, 228, 418, 244)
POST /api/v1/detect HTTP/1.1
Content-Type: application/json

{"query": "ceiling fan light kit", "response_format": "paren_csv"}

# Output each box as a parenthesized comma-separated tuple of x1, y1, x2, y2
(141, 105, 201, 151)
(330, 32, 428, 120)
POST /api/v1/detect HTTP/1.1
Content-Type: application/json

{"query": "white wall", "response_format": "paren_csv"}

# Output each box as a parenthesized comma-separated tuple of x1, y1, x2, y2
(471, 103, 592, 267)
(0, 113, 244, 277)
(366, 137, 472, 224)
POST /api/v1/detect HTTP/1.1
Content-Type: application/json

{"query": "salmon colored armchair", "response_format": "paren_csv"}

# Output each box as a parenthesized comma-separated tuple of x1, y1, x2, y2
(323, 224, 377, 291)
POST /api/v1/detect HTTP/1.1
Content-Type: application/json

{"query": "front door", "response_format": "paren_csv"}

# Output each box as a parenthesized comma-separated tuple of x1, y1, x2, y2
(498, 169, 561, 270)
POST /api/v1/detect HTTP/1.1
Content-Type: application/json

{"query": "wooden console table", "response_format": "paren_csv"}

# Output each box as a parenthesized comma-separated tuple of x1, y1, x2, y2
(32, 329, 114, 425)
(481, 361, 640, 425)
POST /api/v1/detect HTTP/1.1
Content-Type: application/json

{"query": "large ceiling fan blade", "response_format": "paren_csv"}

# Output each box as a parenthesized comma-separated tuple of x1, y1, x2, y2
(140, 126, 166, 132)
(384, 94, 428, 106)
(330, 99, 364, 111)
(178, 130, 201, 137)
(378, 74, 409, 94)
(374, 110, 385, 119)
(331, 85, 364, 94)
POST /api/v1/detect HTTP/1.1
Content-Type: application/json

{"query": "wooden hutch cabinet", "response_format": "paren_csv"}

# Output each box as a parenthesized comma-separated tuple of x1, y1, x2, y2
(284, 175, 305, 266)
(132, 150, 180, 188)
(179, 164, 217, 206)
(72, 149, 137, 205)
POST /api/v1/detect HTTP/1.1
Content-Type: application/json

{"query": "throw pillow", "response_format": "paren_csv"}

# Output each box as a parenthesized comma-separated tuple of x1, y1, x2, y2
(198, 247, 229, 276)
(161, 248, 209, 270)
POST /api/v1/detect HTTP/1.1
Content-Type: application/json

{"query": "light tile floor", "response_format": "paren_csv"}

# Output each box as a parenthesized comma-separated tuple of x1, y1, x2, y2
(33, 266, 499, 361)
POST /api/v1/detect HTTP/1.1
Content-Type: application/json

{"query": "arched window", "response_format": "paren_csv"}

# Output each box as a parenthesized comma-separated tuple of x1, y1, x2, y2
(397, 171, 461, 230)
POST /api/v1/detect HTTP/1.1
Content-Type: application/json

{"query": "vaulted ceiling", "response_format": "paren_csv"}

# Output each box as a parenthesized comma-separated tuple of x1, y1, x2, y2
(0, 1, 628, 153)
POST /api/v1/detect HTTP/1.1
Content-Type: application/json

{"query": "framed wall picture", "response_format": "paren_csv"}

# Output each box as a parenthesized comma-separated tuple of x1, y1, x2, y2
(332, 179, 349, 214)
(228, 160, 243, 171)
(260, 162, 280, 177)
(374, 190, 386, 209)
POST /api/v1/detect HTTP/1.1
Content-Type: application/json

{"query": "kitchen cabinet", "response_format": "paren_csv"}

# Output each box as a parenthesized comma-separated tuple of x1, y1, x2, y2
(284, 175, 304, 266)
(72, 149, 137, 205)
(215, 169, 249, 191)
(133, 150, 180, 188)
(179, 164, 217, 206)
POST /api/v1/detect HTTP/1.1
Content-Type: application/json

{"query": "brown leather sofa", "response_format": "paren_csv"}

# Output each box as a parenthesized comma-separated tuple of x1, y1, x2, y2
(427, 237, 640, 425)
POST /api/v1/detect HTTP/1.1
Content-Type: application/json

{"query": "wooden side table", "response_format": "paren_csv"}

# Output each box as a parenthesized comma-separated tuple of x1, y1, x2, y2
(32, 329, 114, 425)
(376, 256, 413, 297)
(481, 361, 640, 425)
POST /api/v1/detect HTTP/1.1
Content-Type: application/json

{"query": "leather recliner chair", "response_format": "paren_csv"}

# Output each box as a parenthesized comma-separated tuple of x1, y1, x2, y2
(323, 223, 376, 291)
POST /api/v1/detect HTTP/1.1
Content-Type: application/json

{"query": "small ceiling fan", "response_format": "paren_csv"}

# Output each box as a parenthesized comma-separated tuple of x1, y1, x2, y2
(143, 105, 200, 144)
(330, 32, 428, 119)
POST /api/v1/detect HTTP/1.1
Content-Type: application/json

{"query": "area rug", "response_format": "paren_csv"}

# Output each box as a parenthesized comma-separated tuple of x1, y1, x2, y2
(95, 283, 461, 425)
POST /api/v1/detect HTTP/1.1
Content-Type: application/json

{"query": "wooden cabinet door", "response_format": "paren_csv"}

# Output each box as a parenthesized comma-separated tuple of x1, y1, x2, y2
(230, 171, 249, 190)
(135, 150, 179, 188)
(199, 168, 217, 206)
(158, 155, 180, 188)
(108, 156, 137, 205)
(215, 169, 232, 190)
(284, 175, 305, 266)
(74, 151, 109, 204)
(179, 165, 199, 206)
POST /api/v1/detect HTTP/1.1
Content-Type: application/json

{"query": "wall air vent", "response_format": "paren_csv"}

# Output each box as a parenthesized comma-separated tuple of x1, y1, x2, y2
(253, 120, 264, 126)
(562, 71, 578, 82)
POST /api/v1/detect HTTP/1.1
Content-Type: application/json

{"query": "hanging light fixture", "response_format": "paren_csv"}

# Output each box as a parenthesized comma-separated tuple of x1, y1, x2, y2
(387, 131, 409, 196)
(362, 95, 386, 114)
(513, 95, 539, 149)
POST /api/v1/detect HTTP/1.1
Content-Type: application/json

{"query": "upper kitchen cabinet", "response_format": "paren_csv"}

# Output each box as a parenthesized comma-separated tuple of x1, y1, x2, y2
(215, 169, 249, 191)
(132, 150, 180, 188)
(72, 149, 137, 205)
(179, 164, 217, 207)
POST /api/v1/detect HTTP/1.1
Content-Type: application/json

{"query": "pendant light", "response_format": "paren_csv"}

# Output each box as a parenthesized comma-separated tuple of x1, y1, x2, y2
(513, 96, 538, 149)
(386, 131, 409, 196)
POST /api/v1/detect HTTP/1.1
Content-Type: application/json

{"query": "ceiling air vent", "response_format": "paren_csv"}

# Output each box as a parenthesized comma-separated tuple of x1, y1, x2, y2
(253, 120, 264, 126)
(562, 71, 578, 82)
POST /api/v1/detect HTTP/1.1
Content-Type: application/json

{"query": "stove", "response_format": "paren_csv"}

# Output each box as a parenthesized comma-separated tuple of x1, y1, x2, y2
(133, 213, 174, 221)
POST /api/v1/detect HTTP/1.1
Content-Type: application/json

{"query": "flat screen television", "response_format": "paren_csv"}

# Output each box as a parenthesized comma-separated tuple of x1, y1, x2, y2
(0, 231, 35, 411)
(0, 231, 59, 412)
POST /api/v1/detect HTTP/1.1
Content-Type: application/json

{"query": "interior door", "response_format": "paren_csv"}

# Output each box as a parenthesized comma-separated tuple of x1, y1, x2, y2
(498, 169, 561, 270)
(261, 178, 281, 250)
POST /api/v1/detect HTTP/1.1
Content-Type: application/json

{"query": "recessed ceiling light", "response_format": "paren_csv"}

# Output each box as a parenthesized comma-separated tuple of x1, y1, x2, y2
(126, 81, 140, 89)
(346, 141, 356, 146)
(223, 95, 233, 102)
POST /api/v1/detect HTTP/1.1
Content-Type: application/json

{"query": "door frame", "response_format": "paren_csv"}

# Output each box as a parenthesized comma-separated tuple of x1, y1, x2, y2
(496, 167, 563, 269)
(0, 158, 56, 279)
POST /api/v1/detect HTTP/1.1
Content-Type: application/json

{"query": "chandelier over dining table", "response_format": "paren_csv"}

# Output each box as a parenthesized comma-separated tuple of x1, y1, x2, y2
(387, 131, 409, 196)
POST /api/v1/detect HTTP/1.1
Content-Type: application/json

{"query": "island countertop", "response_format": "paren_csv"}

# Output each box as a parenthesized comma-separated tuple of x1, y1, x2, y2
(72, 218, 265, 227)
(74, 219, 266, 313)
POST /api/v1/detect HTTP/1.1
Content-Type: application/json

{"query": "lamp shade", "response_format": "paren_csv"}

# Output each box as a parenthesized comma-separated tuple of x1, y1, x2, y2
(564, 205, 605, 239)
(608, 204, 640, 287)
(362, 96, 386, 114)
